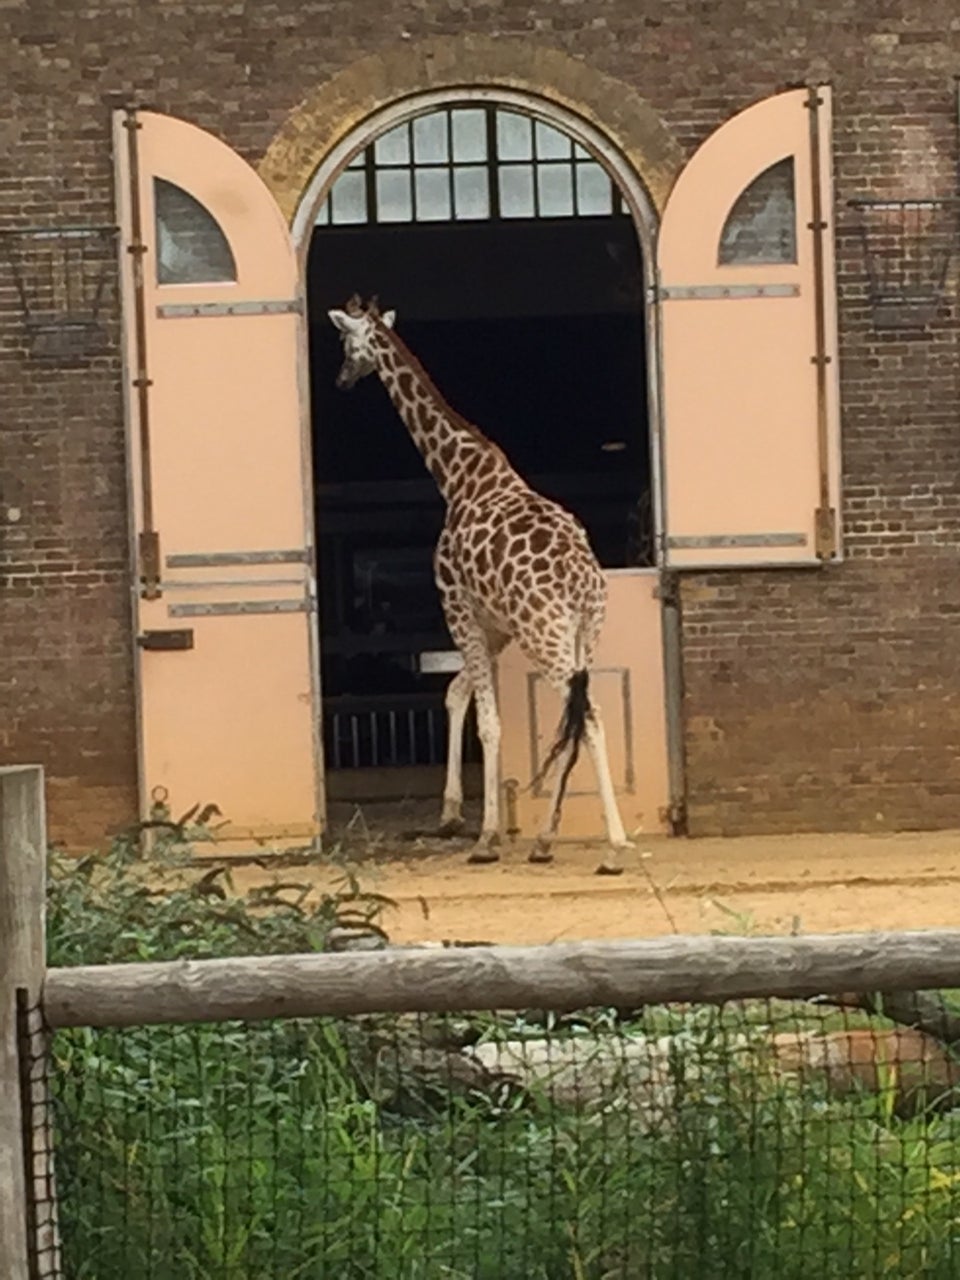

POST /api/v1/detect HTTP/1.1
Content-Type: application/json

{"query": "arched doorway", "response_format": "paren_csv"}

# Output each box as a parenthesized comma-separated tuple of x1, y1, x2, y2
(113, 77, 839, 850)
(298, 92, 668, 838)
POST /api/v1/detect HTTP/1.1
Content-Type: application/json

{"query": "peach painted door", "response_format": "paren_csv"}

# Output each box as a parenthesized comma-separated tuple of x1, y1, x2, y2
(498, 571, 671, 842)
(114, 110, 321, 848)
(658, 86, 841, 568)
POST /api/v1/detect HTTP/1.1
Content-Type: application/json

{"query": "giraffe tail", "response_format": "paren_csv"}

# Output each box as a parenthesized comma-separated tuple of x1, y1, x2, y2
(530, 670, 591, 823)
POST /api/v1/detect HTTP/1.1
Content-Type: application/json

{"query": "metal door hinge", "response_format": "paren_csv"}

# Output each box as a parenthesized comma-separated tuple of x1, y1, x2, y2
(652, 283, 800, 303)
(814, 506, 838, 560)
(503, 778, 520, 842)
(653, 573, 680, 607)
(139, 529, 161, 599)
(661, 799, 688, 837)
(156, 299, 304, 320)
(168, 598, 312, 618)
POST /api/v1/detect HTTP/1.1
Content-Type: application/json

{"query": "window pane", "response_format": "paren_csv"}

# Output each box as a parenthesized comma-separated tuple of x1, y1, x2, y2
(413, 113, 448, 164)
(453, 167, 489, 220)
(346, 153, 365, 170)
(499, 165, 535, 218)
(576, 162, 614, 216)
(376, 170, 412, 223)
(415, 169, 451, 221)
(535, 121, 571, 160)
(718, 158, 797, 265)
(374, 124, 410, 166)
(496, 111, 532, 161)
(154, 179, 236, 285)
(451, 109, 486, 162)
(330, 170, 367, 225)
(573, 141, 590, 159)
(537, 163, 574, 217)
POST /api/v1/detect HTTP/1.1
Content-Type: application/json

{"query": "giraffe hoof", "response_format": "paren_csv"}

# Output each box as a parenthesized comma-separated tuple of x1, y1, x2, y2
(595, 862, 624, 877)
(437, 818, 466, 838)
(468, 833, 501, 864)
(467, 847, 500, 865)
(528, 843, 553, 864)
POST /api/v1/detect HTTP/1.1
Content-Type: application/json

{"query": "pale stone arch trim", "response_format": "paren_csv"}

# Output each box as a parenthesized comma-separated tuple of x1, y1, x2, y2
(258, 35, 683, 240)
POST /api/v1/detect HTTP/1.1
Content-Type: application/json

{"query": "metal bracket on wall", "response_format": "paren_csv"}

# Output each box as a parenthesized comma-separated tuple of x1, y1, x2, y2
(0, 223, 118, 360)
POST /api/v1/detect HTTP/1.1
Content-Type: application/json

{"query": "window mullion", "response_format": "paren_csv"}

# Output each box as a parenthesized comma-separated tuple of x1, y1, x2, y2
(485, 106, 501, 221)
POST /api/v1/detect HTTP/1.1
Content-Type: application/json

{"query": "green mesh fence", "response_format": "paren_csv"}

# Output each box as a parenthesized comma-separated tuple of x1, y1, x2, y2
(24, 998, 960, 1279)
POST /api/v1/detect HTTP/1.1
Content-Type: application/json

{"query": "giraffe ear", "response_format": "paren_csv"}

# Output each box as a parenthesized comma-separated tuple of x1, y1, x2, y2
(381, 309, 396, 329)
(328, 309, 361, 334)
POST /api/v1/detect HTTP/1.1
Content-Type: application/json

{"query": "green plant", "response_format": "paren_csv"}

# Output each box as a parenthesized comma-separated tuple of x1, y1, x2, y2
(47, 831, 390, 967)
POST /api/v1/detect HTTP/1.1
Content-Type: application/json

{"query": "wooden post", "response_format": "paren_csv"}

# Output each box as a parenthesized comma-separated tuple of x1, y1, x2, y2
(0, 765, 50, 1280)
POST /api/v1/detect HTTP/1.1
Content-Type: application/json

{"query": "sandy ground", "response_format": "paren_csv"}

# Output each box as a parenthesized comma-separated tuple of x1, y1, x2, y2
(225, 829, 960, 945)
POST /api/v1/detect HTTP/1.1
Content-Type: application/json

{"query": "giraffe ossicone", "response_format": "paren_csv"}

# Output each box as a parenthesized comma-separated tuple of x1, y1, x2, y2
(328, 296, 631, 874)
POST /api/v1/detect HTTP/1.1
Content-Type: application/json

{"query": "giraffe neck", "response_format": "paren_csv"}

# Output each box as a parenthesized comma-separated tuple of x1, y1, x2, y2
(372, 324, 515, 503)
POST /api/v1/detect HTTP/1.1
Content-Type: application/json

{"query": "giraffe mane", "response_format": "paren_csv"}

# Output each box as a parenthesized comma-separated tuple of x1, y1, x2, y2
(373, 317, 509, 462)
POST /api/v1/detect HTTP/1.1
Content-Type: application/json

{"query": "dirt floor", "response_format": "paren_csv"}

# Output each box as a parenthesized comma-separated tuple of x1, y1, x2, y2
(227, 828, 960, 945)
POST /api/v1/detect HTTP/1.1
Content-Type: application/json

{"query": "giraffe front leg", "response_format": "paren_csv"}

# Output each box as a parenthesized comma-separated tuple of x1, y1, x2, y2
(583, 710, 629, 876)
(467, 677, 502, 865)
(438, 668, 472, 836)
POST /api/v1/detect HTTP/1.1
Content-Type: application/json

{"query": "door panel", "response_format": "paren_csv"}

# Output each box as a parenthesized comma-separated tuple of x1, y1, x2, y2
(658, 86, 841, 569)
(499, 572, 670, 840)
(115, 111, 321, 846)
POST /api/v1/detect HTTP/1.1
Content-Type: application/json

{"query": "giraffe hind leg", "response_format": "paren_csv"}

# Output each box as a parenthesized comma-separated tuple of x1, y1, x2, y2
(583, 709, 629, 875)
(529, 739, 577, 864)
(530, 663, 629, 875)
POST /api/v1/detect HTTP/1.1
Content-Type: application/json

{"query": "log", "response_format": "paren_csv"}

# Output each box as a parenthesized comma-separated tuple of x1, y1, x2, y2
(825, 989, 960, 1050)
(469, 1026, 960, 1123)
(43, 929, 960, 1029)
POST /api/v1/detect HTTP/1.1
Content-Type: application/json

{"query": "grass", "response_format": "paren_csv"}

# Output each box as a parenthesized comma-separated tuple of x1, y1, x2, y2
(44, 835, 960, 1279)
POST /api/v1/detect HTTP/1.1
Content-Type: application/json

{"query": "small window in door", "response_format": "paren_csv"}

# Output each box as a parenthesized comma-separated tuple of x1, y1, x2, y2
(154, 178, 237, 285)
(718, 157, 797, 265)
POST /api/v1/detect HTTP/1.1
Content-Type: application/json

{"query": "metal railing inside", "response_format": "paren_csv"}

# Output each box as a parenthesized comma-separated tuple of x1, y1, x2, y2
(324, 694, 482, 769)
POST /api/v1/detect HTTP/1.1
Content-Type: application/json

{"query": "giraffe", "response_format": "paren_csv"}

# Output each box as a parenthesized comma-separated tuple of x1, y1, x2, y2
(328, 295, 630, 875)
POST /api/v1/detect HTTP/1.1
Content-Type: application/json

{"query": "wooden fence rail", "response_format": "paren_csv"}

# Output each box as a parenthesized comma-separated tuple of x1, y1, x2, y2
(43, 929, 960, 1029)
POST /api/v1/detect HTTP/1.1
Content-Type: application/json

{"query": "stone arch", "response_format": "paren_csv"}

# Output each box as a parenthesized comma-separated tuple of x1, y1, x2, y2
(258, 36, 683, 233)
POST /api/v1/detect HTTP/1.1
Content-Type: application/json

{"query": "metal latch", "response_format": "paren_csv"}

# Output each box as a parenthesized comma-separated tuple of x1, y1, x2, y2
(137, 628, 194, 651)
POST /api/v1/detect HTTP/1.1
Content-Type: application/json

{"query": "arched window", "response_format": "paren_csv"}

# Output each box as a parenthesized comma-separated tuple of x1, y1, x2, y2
(154, 178, 237, 284)
(315, 106, 625, 227)
(718, 158, 797, 265)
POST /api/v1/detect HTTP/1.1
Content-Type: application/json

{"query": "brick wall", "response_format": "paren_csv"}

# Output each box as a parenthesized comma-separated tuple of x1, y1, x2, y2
(1, 0, 958, 843)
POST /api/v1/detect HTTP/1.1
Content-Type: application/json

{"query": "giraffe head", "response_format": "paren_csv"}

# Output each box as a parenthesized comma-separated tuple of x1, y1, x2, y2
(327, 294, 396, 389)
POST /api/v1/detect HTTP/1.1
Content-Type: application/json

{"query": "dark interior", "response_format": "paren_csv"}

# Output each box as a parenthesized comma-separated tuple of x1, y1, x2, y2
(307, 213, 649, 775)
